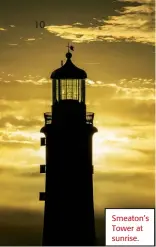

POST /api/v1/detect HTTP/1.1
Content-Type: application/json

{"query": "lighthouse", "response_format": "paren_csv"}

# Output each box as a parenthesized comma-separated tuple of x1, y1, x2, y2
(39, 47, 98, 246)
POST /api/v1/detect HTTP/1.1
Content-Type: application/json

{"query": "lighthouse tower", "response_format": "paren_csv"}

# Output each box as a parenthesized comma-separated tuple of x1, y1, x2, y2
(39, 47, 98, 246)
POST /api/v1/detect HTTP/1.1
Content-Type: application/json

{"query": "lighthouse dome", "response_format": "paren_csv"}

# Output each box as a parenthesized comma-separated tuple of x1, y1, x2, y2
(51, 52, 87, 79)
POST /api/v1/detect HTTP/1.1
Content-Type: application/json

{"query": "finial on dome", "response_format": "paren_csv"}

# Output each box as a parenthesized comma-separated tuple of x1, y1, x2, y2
(66, 42, 74, 60)
(66, 52, 72, 59)
(67, 42, 70, 53)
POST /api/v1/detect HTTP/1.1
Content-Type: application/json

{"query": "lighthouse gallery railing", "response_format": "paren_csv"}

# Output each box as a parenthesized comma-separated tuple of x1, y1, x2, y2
(44, 112, 94, 125)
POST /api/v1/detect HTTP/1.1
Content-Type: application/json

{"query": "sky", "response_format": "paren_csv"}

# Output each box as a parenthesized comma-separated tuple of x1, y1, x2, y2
(0, 0, 155, 245)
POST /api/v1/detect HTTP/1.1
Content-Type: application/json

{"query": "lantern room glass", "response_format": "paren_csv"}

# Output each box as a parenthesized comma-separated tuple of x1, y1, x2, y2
(53, 79, 85, 103)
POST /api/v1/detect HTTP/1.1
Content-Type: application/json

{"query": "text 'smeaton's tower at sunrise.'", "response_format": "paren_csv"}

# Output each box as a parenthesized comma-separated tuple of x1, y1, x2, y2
(39, 47, 98, 246)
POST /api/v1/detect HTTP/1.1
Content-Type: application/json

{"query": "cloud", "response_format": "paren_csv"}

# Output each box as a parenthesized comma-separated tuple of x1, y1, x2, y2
(119, 5, 153, 14)
(0, 80, 51, 101)
(45, 0, 154, 45)
(8, 43, 18, 46)
(118, 0, 153, 3)
(25, 38, 36, 41)
(94, 170, 155, 215)
(86, 78, 155, 100)
(0, 77, 154, 104)
(0, 28, 7, 31)
(0, 77, 154, 126)
(0, 115, 42, 128)
(0, 75, 154, 175)
(73, 22, 83, 26)
(9, 25, 16, 28)
(15, 77, 50, 85)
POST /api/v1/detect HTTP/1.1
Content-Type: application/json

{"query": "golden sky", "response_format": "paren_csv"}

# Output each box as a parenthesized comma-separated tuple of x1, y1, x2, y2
(0, 0, 155, 245)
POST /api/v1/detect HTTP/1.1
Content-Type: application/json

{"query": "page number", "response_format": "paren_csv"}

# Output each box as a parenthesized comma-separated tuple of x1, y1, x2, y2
(36, 21, 45, 28)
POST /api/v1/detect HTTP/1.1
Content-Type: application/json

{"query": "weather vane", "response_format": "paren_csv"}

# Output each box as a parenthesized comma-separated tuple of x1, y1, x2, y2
(67, 42, 74, 52)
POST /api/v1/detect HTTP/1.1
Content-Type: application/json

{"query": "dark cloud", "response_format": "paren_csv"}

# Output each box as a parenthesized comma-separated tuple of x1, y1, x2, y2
(45, 0, 154, 45)
(0, 207, 43, 246)
(0, 206, 107, 245)
(0, 165, 154, 245)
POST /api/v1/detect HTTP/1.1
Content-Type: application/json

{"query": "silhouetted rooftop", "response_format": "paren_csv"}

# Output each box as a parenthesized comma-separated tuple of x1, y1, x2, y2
(51, 52, 87, 79)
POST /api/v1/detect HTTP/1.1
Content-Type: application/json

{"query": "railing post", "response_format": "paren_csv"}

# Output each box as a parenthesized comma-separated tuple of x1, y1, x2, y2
(86, 112, 94, 125)
(44, 112, 52, 125)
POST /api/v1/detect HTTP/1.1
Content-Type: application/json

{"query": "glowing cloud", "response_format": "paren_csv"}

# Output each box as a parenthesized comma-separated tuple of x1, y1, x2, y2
(45, 0, 154, 45)
(0, 28, 7, 31)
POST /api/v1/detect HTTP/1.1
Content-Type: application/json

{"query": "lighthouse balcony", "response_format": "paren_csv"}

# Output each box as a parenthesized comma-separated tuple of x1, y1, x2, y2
(43, 112, 94, 125)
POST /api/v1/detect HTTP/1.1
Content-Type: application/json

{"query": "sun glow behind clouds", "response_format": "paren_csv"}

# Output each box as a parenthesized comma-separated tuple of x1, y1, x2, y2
(28, 128, 120, 163)
(93, 127, 130, 169)
(0, 122, 154, 174)
(0, 125, 130, 168)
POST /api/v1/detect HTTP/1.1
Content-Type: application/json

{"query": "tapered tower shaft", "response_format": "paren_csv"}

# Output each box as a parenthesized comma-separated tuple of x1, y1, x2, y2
(40, 50, 98, 246)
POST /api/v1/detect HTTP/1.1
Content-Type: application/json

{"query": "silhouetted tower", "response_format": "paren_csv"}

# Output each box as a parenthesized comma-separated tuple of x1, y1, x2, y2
(40, 48, 98, 246)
